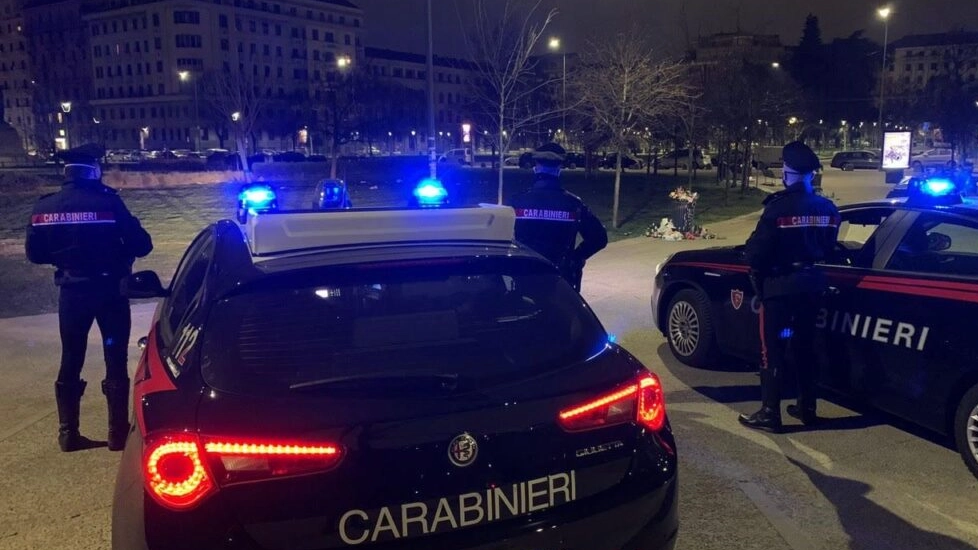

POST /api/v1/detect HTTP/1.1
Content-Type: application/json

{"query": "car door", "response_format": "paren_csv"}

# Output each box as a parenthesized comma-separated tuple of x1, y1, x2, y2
(838, 210, 978, 432)
(158, 229, 216, 377)
(816, 207, 907, 396)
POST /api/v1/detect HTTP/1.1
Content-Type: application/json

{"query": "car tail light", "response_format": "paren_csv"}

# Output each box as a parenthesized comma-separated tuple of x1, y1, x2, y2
(558, 372, 666, 432)
(144, 435, 215, 510)
(144, 435, 344, 510)
(203, 439, 344, 485)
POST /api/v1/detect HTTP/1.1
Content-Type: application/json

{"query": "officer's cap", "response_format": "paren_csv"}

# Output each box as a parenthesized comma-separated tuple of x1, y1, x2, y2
(532, 142, 566, 166)
(782, 141, 821, 174)
(64, 163, 101, 181)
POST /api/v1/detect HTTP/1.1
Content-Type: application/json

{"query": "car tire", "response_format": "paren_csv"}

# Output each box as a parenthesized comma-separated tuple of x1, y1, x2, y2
(843, 163, 854, 171)
(666, 289, 718, 367)
(954, 383, 978, 480)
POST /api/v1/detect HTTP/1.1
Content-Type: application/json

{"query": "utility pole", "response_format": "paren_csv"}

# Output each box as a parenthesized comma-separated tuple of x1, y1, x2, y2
(426, 0, 437, 179)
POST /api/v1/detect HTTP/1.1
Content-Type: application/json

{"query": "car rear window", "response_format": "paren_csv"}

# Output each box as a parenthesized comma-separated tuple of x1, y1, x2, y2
(200, 260, 607, 395)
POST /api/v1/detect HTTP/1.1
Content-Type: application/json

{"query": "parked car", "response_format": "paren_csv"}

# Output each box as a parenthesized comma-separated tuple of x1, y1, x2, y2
(437, 147, 474, 165)
(599, 153, 643, 170)
(562, 151, 588, 169)
(912, 148, 959, 171)
(830, 150, 881, 171)
(658, 149, 708, 170)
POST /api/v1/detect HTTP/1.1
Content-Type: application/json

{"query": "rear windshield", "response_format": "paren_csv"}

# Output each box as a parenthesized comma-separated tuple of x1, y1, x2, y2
(200, 260, 607, 395)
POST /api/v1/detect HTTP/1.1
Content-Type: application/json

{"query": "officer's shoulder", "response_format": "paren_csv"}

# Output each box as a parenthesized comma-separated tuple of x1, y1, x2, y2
(762, 190, 789, 205)
(561, 188, 586, 204)
(97, 182, 120, 195)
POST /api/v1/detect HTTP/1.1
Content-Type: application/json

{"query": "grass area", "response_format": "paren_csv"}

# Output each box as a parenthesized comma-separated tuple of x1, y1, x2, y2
(0, 165, 764, 318)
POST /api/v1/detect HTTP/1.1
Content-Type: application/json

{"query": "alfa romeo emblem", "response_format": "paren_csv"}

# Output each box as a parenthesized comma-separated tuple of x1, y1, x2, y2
(730, 289, 744, 310)
(448, 433, 478, 467)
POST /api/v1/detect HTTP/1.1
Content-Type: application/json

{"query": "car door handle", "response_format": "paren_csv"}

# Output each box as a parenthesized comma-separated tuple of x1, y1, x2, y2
(704, 271, 722, 277)
(138, 336, 148, 350)
(825, 286, 840, 295)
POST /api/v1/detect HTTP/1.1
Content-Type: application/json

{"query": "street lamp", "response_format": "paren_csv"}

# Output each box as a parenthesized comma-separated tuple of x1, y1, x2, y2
(337, 55, 352, 70)
(178, 70, 200, 151)
(877, 6, 891, 151)
(140, 126, 149, 150)
(771, 62, 780, 69)
(548, 37, 566, 144)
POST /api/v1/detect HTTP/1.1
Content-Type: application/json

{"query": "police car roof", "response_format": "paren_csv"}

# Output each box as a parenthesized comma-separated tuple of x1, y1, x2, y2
(845, 197, 978, 218)
(240, 204, 516, 259)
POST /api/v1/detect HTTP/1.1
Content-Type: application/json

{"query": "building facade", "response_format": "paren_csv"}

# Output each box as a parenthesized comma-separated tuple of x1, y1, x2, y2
(82, 0, 363, 151)
(693, 32, 785, 66)
(0, 0, 33, 152)
(886, 32, 978, 89)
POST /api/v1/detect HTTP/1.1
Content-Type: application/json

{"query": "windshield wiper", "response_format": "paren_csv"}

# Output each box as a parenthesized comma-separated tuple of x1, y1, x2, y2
(289, 373, 459, 392)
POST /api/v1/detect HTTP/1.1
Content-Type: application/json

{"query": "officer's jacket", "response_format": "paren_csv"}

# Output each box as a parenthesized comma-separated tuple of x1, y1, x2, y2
(510, 173, 608, 269)
(744, 183, 840, 297)
(25, 179, 153, 285)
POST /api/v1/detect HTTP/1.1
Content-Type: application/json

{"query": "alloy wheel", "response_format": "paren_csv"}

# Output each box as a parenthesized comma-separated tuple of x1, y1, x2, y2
(668, 301, 700, 357)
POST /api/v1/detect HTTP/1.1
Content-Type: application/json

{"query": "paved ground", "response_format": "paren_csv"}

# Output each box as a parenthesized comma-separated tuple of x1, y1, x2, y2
(2, 169, 977, 550)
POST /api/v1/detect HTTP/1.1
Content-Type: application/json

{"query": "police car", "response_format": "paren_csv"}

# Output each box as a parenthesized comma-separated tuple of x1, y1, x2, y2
(111, 187, 678, 549)
(651, 177, 978, 479)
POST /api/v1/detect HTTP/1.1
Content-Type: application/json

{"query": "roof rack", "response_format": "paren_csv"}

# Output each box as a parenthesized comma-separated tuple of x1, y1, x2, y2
(243, 204, 516, 256)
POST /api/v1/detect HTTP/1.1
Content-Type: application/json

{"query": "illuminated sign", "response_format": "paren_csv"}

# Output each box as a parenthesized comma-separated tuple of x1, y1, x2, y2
(882, 131, 911, 170)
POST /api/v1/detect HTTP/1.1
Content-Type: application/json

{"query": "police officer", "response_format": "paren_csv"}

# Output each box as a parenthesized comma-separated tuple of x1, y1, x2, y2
(739, 141, 840, 432)
(511, 142, 608, 291)
(25, 150, 153, 452)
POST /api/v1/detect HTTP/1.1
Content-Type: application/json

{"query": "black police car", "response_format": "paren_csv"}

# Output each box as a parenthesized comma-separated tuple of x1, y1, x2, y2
(112, 203, 678, 549)
(651, 179, 978, 479)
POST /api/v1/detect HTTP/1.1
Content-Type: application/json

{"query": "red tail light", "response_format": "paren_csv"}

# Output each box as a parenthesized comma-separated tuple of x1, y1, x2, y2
(144, 435, 344, 510)
(144, 435, 214, 510)
(558, 372, 666, 432)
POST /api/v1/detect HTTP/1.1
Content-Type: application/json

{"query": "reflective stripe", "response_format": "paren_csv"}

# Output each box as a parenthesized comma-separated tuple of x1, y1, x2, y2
(514, 208, 578, 221)
(31, 211, 116, 226)
(775, 215, 841, 228)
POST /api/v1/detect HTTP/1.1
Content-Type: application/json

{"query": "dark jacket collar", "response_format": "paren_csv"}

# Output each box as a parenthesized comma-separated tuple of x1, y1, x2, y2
(532, 172, 562, 189)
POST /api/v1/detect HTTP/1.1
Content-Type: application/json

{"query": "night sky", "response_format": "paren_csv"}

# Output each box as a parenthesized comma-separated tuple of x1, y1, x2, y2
(355, 0, 978, 56)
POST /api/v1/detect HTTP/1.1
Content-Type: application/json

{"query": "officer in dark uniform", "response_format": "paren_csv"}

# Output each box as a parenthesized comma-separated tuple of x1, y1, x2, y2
(25, 149, 153, 452)
(510, 142, 608, 291)
(739, 141, 840, 432)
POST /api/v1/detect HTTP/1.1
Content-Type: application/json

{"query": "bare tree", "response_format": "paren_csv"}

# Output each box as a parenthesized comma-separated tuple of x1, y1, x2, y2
(202, 68, 266, 181)
(573, 33, 692, 228)
(461, 0, 562, 204)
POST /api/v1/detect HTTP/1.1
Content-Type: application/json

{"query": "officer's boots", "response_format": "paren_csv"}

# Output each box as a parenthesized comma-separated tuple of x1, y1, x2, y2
(787, 402, 818, 426)
(738, 407, 783, 433)
(55, 380, 87, 452)
(102, 379, 131, 452)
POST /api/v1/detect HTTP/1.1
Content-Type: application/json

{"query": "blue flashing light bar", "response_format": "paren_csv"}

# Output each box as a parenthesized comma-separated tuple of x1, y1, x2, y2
(920, 178, 955, 196)
(240, 185, 276, 209)
(413, 178, 449, 208)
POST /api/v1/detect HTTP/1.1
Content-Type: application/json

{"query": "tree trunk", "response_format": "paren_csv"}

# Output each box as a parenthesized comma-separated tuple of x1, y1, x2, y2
(612, 145, 623, 229)
(236, 136, 251, 183)
(329, 136, 338, 179)
(496, 100, 505, 205)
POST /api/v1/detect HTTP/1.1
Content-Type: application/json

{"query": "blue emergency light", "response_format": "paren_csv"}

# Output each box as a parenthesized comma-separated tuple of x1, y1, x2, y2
(906, 176, 962, 205)
(236, 184, 278, 223)
(412, 178, 449, 208)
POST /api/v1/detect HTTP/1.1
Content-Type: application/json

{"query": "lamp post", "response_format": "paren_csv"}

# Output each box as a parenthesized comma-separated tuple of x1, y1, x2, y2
(877, 6, 891, 151)
(178, 70, 200, 151)
(60, 101, 72, 149)
(548, 37, 566, 144)
(140, 126, 149, 151)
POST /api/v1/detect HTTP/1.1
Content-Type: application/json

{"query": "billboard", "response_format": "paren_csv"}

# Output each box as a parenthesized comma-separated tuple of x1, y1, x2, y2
(882, 131, 912, 170)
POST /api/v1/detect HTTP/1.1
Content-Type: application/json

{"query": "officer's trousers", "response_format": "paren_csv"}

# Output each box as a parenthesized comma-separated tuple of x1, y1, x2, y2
(758, 293, 820, 410)
(57, 284, 131, 384)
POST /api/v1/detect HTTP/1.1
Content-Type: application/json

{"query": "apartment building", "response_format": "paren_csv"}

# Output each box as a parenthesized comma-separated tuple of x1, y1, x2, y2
(887, 31, 978, 89)
(0, 0, 33, 152)
(83, 0, 362, 150)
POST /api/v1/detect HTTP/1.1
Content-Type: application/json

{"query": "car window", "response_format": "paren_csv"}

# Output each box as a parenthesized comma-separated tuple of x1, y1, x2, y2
(201, 261, 607, 396)
(162, 231, 214, 346)
(886, 214, 978, 276)
(835, 208, 896, 267)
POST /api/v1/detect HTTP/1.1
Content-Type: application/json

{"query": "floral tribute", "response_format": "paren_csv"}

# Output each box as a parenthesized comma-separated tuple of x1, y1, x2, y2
(645, 187, 716, 240)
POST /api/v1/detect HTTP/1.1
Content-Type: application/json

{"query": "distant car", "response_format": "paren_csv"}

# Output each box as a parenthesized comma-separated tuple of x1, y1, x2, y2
(112, 204, 679, 550)
(658, 149, 708, 170)
(273, 151, 306, 162)
(599, 153, 643, 170)
(503, 155, 520, 166)
(830, 151, 881, 171)
(563, 152, 588, 169)
(437, 148, 474, 165)
(912, 148, 960, 171)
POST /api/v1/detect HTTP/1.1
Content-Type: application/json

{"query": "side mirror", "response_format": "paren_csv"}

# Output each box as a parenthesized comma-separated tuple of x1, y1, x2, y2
(927, 232, 952, 252)
(121, 270, 170, 298)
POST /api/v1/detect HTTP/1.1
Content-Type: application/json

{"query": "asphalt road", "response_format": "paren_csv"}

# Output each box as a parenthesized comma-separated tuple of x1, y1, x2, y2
(1, 169, 976, 550)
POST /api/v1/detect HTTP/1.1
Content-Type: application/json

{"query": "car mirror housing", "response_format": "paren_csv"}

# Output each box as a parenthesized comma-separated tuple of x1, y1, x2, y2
(121, 270, 170, 298)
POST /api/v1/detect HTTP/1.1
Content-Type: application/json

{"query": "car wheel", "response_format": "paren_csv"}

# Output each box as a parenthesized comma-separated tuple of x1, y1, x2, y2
(843, 163, 854, 171)
(954, 383, 978, 480)
(666, 289, 718, 367)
